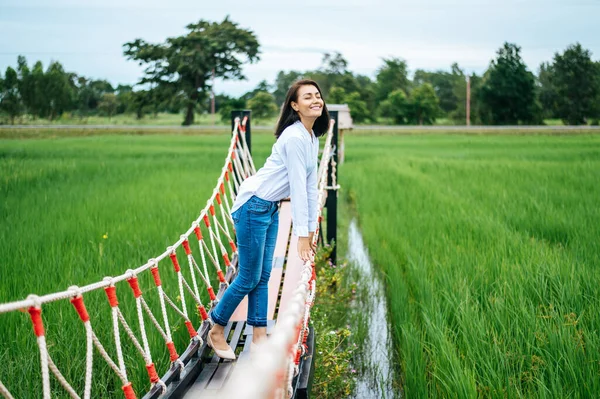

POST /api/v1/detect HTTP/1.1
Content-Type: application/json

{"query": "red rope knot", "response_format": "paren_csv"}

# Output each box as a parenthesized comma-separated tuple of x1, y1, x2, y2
(217, 270, 226, 284)
(150, 266, 162, 287)
(104, 285, 119, 308)
(209, 204, 216, 217)
(294, 348, 302, 365)
(145, 363, 160, 384)
(193, 225, 203, 241)
(203, 214, 211, 228)
(122, 382, 137, 399)
(70, 294, 90, 323)
(207, 287, 216, 301)
(219, 182, 226, 195)
(28, 305, 45, 337)
(229, 241, 237, 253)
(222, 253, 231, 267)
(169, 250, 181, 273)
(227, 162, 233, 173)
(197, 305, 209, 321)
(184, 320, 197, 338)
(126, 276, 143, 299)
(225, 170, 230, 182)
(166, 341, 178, 362)
(231, 151, 236, 160)
(182, 239, 192, 256)
(215, 193, 222, 205)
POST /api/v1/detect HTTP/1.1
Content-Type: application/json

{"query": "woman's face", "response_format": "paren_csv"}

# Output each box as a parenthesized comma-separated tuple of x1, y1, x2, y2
(291, 85, 323, 121)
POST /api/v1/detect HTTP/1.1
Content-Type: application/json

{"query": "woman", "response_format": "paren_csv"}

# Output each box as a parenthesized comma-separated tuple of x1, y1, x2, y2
(207, 79, 330, 359)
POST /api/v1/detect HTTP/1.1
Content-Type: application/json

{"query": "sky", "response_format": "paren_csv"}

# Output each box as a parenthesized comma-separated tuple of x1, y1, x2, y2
(1, 0, 599, 96)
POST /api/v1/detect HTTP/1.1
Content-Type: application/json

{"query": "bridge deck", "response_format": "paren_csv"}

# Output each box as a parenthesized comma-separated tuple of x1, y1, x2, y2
(181, 199, 306, 397)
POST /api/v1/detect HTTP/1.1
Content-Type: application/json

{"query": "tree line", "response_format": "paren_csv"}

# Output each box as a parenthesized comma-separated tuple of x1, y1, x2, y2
(1, 17, 599, 126)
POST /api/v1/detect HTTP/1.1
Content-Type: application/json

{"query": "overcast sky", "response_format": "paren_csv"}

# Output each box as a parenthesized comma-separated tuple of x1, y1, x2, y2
(1, 0, 599, 96)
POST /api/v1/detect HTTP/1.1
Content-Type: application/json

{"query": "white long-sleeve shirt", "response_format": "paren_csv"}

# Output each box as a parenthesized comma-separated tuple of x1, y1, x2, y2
(231, 120, 319, 237)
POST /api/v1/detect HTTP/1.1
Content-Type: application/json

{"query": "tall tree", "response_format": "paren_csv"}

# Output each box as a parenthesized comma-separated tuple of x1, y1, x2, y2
(479, 43, 540, 124)
(376, 58, 410, 102)
(408, 83, 440, 125)
(44, 61, 75, 120)
(124, 17, 260, 125)
(0, 67, 22, 124)
(550, 43, 600, 125)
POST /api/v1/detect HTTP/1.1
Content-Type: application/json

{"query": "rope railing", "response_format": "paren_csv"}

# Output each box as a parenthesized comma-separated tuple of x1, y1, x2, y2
(0, 117, 254, 399)
(223, 118, 336, 399)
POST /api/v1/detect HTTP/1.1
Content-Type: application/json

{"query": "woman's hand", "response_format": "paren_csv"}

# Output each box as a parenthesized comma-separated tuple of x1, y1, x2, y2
(298, 237, 314, 262)
(308, 232, 317, 252)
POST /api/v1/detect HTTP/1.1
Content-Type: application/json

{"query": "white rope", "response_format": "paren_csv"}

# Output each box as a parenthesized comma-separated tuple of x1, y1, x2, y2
(37, 336, 51, 399)
(195, 234, 213, 289)
(0, 380, 14, 399)
(91, 332, 128, 384)
(176, 273, 189, 320)
(205, 205, 222, 274)
(83, 322, 94, 399)
(156, 285, 173, 343)
(111, 307, 127, 380)
(141, 299, 168, 342)
(117, 309, 151, 364)
(47, 352, 80, 399)
(163, 292, 191, 321)
(135, 297, 153, 364)
(239, 118, 257, 174)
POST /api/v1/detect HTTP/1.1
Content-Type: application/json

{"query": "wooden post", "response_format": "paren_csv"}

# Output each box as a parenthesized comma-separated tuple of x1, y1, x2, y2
(466, 76, 471, 127)
(326, 111, 339, 264)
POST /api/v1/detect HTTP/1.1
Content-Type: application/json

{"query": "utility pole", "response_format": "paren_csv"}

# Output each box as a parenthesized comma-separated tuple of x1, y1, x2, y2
(466, 76, 471, 126)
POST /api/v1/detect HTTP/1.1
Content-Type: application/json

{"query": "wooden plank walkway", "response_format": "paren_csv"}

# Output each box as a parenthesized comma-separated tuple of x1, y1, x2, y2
(183, 199, 305, 397)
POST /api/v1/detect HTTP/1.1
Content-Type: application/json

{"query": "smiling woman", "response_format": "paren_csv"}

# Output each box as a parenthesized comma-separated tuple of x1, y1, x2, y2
(207, 79, 331, 359)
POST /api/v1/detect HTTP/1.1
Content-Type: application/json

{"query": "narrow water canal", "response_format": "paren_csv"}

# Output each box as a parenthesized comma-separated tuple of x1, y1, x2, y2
(348, 219, 398, 399)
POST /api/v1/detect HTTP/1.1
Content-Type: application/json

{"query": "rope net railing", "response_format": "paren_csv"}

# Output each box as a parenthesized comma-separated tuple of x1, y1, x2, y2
(0, 116, 255, 399)
(223, 119, 337, 399)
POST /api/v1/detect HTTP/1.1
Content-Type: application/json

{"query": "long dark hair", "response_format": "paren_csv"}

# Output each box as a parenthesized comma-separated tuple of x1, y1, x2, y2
(274, 79, 330, 139)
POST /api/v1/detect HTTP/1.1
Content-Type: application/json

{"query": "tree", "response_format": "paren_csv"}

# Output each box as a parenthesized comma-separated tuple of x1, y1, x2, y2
(327, 86, 369, 123)
(247, 91, 277, 121)
(408, 83, 440, 125)
(380, 89, 409, 124)
(414, 63, 465, 117)
(538, 62, 559, 119)
(479, 43, 540, 124)
(550, 43, 600, 125)
(0, 67, 22, 124)
(98, 93, 118, 119)
(44, 61, 75, 120)
(273, 70, 303, 106)
(376, 58, 410, 102)
(216, 94, 246, 123)
(124, 17, 260, 126)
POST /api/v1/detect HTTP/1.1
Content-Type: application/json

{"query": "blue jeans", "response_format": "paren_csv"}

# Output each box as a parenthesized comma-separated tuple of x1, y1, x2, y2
(210, 195, 279, 327)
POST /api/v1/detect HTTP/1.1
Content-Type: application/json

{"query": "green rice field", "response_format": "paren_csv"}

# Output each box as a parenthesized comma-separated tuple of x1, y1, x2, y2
(342, 133, 600, 398)
(1, 129, 599, 398)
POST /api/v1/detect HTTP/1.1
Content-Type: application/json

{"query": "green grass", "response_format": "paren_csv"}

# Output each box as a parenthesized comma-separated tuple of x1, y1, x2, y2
(0, 131, 274, 397)
(341, 133, 600, 397)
